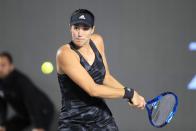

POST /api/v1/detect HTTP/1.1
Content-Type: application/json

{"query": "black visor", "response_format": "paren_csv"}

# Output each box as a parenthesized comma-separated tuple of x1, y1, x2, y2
(70, 13, 94, 27)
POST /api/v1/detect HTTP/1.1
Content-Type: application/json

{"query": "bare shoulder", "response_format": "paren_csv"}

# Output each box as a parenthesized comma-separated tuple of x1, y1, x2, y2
(56, 43, 79, 74)
(56, 43, 78, 64)
(56, 44, 71, 58)
(91, 34, 105, 52)
(91, 34, 104, 43)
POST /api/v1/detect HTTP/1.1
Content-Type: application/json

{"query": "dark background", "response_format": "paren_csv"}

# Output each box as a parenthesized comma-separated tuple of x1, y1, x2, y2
(1, 0, 196, 130)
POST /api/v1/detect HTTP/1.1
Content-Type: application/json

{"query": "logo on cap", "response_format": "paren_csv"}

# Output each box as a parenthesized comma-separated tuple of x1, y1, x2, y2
(79, 15, 86, 20)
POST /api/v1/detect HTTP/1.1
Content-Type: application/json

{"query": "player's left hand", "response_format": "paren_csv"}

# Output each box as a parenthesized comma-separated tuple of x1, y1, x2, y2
(128, 90, 146, 110)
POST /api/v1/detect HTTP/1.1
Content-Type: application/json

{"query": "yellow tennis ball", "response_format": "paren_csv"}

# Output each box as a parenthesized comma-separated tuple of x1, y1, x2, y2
(41, 61, 54, 74)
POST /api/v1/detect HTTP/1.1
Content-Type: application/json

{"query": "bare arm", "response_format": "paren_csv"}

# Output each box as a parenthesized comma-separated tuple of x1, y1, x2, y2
(104, 74, 125, 89)
(91, 34, 146, 109)
(91, 34, 125, 89)
(56, 46, 125, 99)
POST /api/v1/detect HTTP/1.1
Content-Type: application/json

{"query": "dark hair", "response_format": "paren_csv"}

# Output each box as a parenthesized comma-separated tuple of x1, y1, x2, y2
(70, 9, 95, 26)
(0, 52, 13, 64)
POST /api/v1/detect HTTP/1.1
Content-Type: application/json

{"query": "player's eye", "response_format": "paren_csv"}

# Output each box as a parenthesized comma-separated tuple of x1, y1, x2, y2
(73, 26, 90, 31)
(82, 27, 90, 31)
(74, 26, 79, 30)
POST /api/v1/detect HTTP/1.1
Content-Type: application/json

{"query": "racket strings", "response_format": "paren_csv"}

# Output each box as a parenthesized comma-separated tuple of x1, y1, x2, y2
(151, 95, 176, 126)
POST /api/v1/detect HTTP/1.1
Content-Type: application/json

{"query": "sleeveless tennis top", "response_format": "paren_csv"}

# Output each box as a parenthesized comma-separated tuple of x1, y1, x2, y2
(57, 40, 117, 129)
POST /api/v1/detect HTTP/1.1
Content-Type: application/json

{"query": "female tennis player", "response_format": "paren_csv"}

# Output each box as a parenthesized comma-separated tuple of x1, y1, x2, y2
(56, 9, 146, 131)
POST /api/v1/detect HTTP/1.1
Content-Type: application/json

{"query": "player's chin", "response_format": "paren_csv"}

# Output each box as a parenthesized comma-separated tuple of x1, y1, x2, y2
(75, 40, 86, 46)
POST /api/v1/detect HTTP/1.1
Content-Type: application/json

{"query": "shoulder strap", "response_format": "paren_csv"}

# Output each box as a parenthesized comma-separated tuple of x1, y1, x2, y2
(69, 41, 83, 58)
(89, 39, 100, 56)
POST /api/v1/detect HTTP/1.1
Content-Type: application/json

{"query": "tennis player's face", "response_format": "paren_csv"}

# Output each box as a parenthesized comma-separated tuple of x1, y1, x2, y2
(0, 57, 14, 79)
(70, 24, 94, 47)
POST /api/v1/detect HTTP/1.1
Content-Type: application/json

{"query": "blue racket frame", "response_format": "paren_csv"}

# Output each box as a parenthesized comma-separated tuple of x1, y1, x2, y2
(145, 92, 178, 128)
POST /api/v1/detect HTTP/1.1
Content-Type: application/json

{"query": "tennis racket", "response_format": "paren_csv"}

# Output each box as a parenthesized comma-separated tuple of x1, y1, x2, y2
(145, 92, 178, 128)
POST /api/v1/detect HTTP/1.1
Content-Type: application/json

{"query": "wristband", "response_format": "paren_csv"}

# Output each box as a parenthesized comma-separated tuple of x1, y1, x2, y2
(123, 87, 134, 101)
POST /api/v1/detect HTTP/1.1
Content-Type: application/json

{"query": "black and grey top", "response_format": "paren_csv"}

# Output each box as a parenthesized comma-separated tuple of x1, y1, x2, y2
(57, 40, 119, 130)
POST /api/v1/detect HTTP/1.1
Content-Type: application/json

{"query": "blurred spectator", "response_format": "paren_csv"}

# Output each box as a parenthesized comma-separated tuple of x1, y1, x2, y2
(0, 52, 54, 131)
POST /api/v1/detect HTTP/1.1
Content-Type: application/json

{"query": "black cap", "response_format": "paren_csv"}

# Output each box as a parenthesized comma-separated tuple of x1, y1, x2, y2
(70, 9, 94, 27)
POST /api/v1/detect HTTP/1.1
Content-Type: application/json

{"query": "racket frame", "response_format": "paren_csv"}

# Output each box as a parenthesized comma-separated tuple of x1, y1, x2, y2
(145, 92, 178, 128)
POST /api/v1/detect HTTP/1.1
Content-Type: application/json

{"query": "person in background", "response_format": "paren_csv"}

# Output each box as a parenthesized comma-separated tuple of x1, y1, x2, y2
(0, 52, 54, 131)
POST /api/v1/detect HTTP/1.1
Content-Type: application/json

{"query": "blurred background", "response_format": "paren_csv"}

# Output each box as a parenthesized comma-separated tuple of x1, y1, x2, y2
(0, 0, 196, 130)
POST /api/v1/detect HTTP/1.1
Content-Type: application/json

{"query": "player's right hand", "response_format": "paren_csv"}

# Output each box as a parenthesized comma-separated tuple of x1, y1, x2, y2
(128, 90, 146, 110)
(0, 127, 6, 131)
